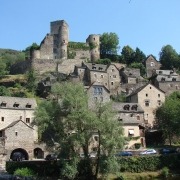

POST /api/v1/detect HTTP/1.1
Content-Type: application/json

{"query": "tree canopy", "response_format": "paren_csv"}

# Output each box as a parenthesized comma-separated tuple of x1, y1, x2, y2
(100, 32, 119, 59)
(159, 45, 180, 70)
(34, 82, 124, 179)
(155, 91, 180, 145)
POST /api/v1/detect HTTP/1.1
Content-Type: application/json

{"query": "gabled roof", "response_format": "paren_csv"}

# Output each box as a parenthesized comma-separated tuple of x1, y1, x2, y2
(127, 83, 165, 97)
(84, 62, 107, 72)
(112, 102, 144, 113)
(86, 81, 110, 93)
(0, 96, 37, 109)
(0, 120, 34, 131)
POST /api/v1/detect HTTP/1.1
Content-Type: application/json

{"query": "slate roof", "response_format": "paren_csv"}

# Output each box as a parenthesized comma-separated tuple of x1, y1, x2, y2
(0, 96, 37, 109)
(84, 63, 107, 72)
(0, 120, 34, 131)
(87, 81, 110, 93)
(122, 68, 141, 78)
(112, 102, 144, 113)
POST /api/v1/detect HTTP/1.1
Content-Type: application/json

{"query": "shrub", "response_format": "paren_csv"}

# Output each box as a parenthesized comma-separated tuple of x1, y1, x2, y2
(160, 167, 169, 178)
(14, 167, 36, 177)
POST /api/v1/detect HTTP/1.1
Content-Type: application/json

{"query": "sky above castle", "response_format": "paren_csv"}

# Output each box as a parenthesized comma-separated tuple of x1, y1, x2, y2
(1, 0, 180, 60)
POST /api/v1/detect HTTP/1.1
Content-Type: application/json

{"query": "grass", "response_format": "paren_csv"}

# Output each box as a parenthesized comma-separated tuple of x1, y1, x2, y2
(0, 74, 27, 83)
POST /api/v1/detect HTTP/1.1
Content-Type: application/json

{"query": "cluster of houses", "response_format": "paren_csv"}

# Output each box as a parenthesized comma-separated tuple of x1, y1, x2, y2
(0, 19, 180, 169)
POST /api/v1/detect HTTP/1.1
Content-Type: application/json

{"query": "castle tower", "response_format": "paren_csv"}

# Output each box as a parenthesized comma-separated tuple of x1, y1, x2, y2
(50, 20, 69, 59)
(86, 34, 100, 62)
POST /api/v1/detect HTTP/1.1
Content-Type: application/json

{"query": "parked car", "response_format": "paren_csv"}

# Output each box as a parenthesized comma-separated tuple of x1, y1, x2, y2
(159, 148, 177, 155)
(116, 151, 132, 156)
(140, 149, 157, 155)
(11, 152, 24, 161)
(45, 153, 58, 161)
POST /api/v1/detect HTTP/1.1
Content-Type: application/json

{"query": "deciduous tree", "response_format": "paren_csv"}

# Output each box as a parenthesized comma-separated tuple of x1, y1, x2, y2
(34, 82, 124, 179)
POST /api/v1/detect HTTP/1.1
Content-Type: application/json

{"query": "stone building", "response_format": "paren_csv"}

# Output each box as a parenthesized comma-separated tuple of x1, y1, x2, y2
(0, 96, 46, 169)
(127, 83, 165, 128)
(112, 102, 146, 149)
(144, 55, 161, 78)
(152, 70, 180, 96)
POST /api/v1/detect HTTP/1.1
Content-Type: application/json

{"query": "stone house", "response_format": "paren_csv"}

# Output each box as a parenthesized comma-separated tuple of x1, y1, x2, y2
(127, 83, 165, 128)
(152, 70, 180, 96)
(86, 82, 110, 108)
(144, 55, 161, 78)
(112, 102, 146, 149)
(0, 96, 46, 169)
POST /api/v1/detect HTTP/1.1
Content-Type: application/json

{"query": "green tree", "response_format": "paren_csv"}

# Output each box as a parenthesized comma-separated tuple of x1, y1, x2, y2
(26, 69, 37, 93)
(0, 86, 11, 96)
(133, 47, 146, 63)
(100, 32, 119, 59)
(155, 92, 180, 145)
(159, 45, 180, 70)
(34, 82, 124, 179)
(129, 62, 146, 77)
(121, 45, 135, 65)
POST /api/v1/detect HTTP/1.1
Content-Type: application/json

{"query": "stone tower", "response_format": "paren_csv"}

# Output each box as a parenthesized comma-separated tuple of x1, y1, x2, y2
(86, 34, 100, 62)
(50, 20, 69, 59)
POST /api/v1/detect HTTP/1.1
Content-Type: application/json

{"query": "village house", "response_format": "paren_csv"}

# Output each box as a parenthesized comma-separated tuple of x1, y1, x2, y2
(127, 83, 165, 128)
(151, 69, 180, 96)
(0, 96, 46, 169)
(112, 102, 146, 149)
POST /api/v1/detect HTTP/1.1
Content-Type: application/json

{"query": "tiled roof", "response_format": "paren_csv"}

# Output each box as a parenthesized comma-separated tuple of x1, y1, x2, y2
(0, 96, 37, 109)
(0, 120, 34, 131)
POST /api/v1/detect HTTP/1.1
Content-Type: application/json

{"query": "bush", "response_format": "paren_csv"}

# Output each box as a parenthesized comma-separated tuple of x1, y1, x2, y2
(14, 167, 36, 177)
(160, 167, 169, 178)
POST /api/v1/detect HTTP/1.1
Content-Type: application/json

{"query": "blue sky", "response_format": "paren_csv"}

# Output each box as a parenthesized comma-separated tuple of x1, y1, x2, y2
(1, 0, 180, 60)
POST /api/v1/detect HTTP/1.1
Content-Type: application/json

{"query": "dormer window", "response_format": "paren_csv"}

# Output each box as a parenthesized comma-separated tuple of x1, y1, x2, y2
(26, 103, 32, 108)
(92, 66, 96, 70)
(13, 102, 19, 108)
(159, 71, 162, 74)
(172, 78, 176, 82)
(124, 104, 130, 110)
(1, 101, 6, 107)
(131, 105, 138, 111)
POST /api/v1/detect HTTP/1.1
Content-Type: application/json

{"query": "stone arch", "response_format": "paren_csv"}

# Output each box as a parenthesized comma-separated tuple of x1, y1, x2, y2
(10, 148, 29, 160)
(34, 148, 44, 159)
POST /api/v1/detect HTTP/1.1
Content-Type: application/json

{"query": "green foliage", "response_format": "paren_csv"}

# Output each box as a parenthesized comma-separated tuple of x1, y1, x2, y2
(100, 32, 119, 58)
(128, 62, 146, 77)
(23, 43, 40, 58)
(160, 167, 169, 178)
(111, 94, 126, 102)
(159, 45, 180, 70)
(68, 41, 89, 50)
(121, 45, 135, 65)
(34, 82, 124, 179)
(96, 58, 111, 65)
(155, 91, 180, 145)
(26, 69, 37, 93)
(67, 49, 76, 59)
(14, 167, 36, 177)
(0, 86, 11, 96)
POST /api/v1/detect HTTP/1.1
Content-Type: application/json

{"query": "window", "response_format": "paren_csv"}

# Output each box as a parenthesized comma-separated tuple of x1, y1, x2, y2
(0, 131, 2, 137)
(145, 100, 150, 107)
(150, 86, 152, 89)
(26, 104, 32, 108)
(137, 116, 140, 120)
(13, 103, 19, 108)
(94, 73, 97, 77)
(157, 100, 161, 106)
(1, 117, 4, 122)
(101, 74, 104, 78)
(131, 105, 138, 111)
(158, 94, 160, 97)
(94, 87, 103, 95)
(124, 104, 130, 110)
(94, 135, 99, 141)
(113, 75, 116, 78)
(112, 69, 115, 72)
(146, 93, 148, 97)
(26, 118, 30, 123)
(100, 97, 103, 102)
(128, 129, 134, 137)
(172, 78, 176, 82)
(15, 132, 18, 136)
(150, 62, 154, 67)
(1, 102, 6, 107)
(111, 82, 114, 85)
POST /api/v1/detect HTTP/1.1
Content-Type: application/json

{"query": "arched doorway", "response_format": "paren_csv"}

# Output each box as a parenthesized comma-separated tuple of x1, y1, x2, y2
(34, 148, 44, 159)
(10, 148, 29, 160)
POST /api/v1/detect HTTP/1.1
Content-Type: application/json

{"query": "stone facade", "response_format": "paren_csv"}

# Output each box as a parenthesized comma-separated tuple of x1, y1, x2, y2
(152, 70, 180, 96)
(112, 102, 146, 148)
(145, 55, 161, 78)
(127, 83, 165, 127)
